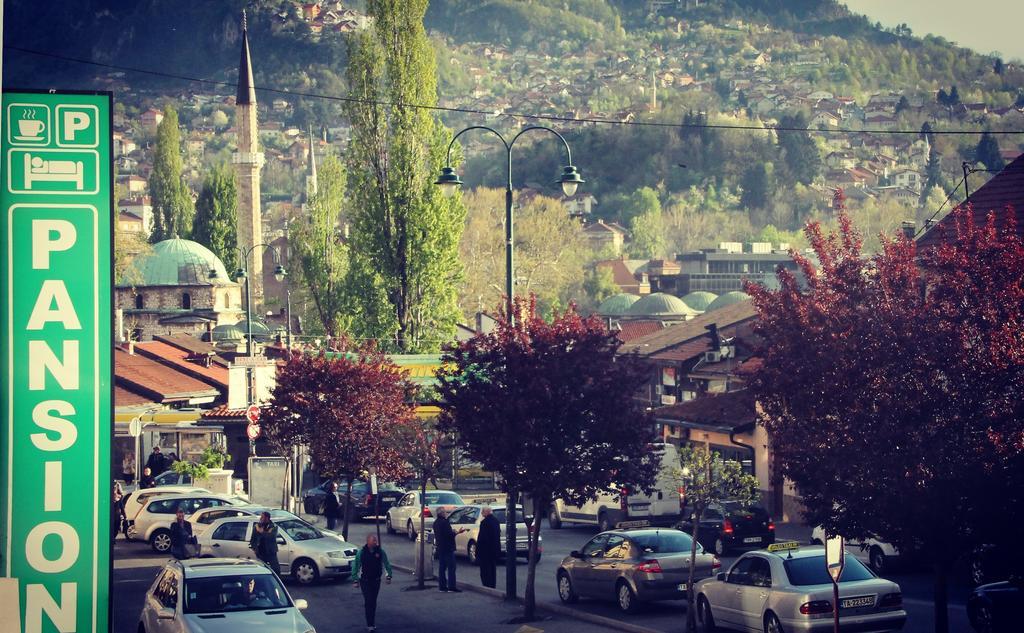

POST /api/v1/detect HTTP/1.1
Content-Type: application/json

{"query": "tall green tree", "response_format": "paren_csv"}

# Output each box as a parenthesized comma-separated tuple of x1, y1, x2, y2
(740, 163, 773, 210)
(975, 130, 1005, 172)
(292, 154, 350, 338)
(777, 113, 820, 186)
(343, 0, 465, 352)
(628, 207, 666, 258)
(149, 106, 193, 242)
(191, 163, 238, 273)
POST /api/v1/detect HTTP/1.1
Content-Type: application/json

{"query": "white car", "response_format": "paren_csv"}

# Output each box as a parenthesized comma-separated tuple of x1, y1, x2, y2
(189, 506, 301, 538)
(810, 526, 904, 576)
(385, 490, 464, 540)
(198, 515, 357, 585)
(695, 544, 906, 633)
(132, 493, 246, 552)
(444, 504, 540, 563)
(124, 486, 211, 524)
(138, 557, 314, 633)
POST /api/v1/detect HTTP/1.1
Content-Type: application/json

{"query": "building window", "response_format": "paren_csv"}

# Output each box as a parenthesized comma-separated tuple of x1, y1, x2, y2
(134, 294, 144, 309)
(181, 292, 192, 309)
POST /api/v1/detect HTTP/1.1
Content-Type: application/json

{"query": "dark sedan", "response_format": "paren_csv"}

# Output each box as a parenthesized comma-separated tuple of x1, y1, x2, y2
(676, 500, 775, 556)
(968, 578, 1022, 633)
(302, 479, 404, 520)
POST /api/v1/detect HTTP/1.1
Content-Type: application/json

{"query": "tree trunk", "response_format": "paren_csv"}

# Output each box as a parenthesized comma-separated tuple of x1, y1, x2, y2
(342, 478, 353, 542)
(933, 561, 950, 633)
(417, 477, 427, 589)
(505, 487, 517, 600)
(523, 495, 546, 620)
(686, 507, 703, 633)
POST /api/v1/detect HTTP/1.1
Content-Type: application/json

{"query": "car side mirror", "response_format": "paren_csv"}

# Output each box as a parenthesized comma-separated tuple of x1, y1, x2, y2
(570, 550, 582, 559)
(157, 607, 175, 620)
(716, 573, 726, 582)
(293, 598, 308, 610)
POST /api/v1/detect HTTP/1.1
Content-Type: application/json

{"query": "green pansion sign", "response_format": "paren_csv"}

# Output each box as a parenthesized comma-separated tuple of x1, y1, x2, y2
(1, 92, 112, 633)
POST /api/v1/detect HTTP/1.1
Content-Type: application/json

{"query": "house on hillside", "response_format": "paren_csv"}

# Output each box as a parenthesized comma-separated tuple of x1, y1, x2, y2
(582, 219, 628, 255)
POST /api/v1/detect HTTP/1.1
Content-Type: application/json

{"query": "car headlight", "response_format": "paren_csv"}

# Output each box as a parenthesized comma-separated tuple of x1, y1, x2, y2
(327, 551, 348, 559)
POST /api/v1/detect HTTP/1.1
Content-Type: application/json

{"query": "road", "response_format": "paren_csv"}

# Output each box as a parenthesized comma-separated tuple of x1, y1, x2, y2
(113, 517, 974, 633)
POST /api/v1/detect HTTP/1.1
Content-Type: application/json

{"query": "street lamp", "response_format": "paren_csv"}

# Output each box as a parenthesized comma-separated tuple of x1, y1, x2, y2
(434, 125, 582, 600)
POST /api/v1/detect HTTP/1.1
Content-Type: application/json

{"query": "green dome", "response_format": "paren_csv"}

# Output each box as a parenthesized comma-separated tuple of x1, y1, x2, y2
(237, 320, 273, 342)
(597, 293, 641, 316)
(705, 291, 751, 312)
(120, 237, 232, 287)
(681, 291, 718, 312)
(626, 292, 698, 318)
(209, 323, 245, 342)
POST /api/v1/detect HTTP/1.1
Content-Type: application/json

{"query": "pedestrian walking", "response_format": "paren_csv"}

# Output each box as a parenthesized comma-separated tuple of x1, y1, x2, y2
(122, 451, 136, 484)
(111, 483, 127, 544)
(249, 511, 282, 575)
(432, 508, 466, 593)
(145, 446, 166, 475)
(476, 506, 501, 588)
(169, 508, 194, 560)
(351, 533, 393, 633)
(138, 467, 156, 489)
(323, 481, 341, 531)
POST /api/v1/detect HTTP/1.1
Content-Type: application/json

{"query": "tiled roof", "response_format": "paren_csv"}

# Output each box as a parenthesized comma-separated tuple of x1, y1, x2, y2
(917, 153, 1024, 250)
(114, 348, 221, 403)
(135, 341, 229, 389)
(115, 385, 158, 408)
(615, 320, 664, 342)
(155, 334, 230, 366)
(201, 404, 253, 420)
(619, 300, 758, 357)
(653, 390, 757, 432)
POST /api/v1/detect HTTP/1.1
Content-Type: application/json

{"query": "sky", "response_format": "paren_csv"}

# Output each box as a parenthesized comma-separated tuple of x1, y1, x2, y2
(843, 1, 1024, 62)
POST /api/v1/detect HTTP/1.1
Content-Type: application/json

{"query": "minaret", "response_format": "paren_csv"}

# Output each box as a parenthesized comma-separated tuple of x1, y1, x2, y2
(234, 10, 264, 307)
(305, 125, 318, 201)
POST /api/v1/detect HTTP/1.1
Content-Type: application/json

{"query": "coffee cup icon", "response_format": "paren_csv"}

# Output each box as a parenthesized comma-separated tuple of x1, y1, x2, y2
(17, 118, 45, 139)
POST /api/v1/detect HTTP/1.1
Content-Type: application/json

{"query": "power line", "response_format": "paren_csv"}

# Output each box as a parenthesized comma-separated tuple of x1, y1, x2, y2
(7, 44, 1024, 137)
(914, 175, 967, 238)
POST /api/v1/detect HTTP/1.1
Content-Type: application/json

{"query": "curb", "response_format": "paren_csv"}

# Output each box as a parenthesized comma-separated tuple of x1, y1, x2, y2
(391, 563, 661, 633)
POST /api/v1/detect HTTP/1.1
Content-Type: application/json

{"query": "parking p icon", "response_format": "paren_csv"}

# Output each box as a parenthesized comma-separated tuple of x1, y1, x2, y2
(56, 105, 99, 148)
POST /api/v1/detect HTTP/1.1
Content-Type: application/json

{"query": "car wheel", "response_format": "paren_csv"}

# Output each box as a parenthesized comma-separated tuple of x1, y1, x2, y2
(468, 541, 478, 565)
(407, 521, 417, 542)
(385, 515, 395, 535)
(617, 580, 640, 614)
(557, 571, 578, 603)
(549, 508, 562, 529)
(149, 529, 172, 554)
(698, 595, 717, 632)
(597, 511, 612, 533)
(292, 558, 320, 585)
(713, 537, 725, 557)
(869, 546, 887, 575)
(764, 612, 785, 633)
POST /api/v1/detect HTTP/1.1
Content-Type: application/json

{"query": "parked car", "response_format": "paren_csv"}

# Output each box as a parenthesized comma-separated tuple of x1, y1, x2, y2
(302, 479, 405, 520)
(557, 527, 720, 614)
(550, 443, 683, 531)
(810, 525, 906, 576)
(444, 504, 541, 563)
(695, 544, 906, 633)
(124, 485, 210, 524)
(138, 557, 313, 633)
(385, 490, 464, 540)
(152, 470, 193, 487)
(189, 506, 301, 538)
(968, 578, 1022, 633)
(198, 515, 357, 585)
(131, 493, 247, 552)
(677, 500, 775, 556)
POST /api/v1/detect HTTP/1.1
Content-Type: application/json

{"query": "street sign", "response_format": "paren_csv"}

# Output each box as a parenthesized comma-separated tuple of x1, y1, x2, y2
(0, 91, 113, 633)
(128, 416, 143, 438)
(825, 535, 845, 582)
(246, 424, 261, 440)
(245, 404, 261, 424)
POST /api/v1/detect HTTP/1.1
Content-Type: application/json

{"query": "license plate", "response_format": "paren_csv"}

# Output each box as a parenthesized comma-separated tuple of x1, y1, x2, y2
(743, 536, 761, 543)
(841, 596, 875, 609)
(630, 503, 650, 511)
(677, 583, 688, 591)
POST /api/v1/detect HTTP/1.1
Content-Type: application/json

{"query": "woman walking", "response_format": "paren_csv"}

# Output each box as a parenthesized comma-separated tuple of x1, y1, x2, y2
(351, 534, 392, 633)
(111, 482, 126, 544)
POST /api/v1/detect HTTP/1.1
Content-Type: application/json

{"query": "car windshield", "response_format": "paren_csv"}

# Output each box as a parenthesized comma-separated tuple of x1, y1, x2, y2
(183, 574, 290, 613)
(425, 492, 463, 505)
(721, 501, 762, 514)
(277, 519, 323, 541)
(631, 531, 697, 553)
(491, 509, 526, 523)
(784, 555, 875, 585)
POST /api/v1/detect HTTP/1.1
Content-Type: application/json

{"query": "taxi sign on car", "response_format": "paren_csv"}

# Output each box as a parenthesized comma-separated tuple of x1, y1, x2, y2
(767, 540, 801, 553)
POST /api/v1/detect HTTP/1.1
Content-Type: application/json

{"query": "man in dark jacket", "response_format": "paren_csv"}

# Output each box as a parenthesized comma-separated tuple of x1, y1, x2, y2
(432, 508, 464, 592)
(145, 447, 166, 475)
(249, 512, 281, 575)
(351, 534, 393, 632)
(476, 506, 501, 588)
(138, 467, 156, 489)
(169, 508, 194, 560)
(323, 482, 341, 531)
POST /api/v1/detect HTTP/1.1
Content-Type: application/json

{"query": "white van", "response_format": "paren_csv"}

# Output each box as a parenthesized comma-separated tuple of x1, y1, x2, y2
(548, 443, 682, 532)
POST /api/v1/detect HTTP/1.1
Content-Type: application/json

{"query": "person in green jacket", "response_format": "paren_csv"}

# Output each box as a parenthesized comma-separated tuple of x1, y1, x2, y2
(351, 534, 393, 632)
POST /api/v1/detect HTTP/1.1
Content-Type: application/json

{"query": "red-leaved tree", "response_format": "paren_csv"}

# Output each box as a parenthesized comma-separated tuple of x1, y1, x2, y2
(262, 345, 415, 540)
(436, 297, 659, 620)
(747, 207, 1024, 633)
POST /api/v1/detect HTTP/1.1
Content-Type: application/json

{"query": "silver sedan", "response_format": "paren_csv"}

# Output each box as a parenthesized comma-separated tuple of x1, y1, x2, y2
(695, 545, 907, 632)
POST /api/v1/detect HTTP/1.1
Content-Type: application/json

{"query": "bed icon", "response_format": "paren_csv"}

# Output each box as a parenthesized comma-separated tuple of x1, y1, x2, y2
(24, 153, 84, 190)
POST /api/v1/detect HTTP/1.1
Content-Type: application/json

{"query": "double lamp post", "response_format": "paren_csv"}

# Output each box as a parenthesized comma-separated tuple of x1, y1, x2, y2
(434, 125, 583, 600)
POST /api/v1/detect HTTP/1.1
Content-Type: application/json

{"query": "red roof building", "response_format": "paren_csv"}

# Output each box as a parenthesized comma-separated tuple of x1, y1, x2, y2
(114, 347, 220, 406)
